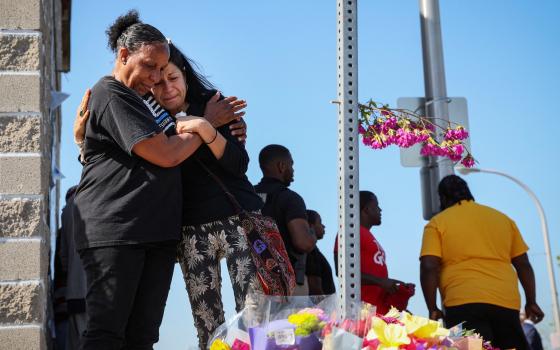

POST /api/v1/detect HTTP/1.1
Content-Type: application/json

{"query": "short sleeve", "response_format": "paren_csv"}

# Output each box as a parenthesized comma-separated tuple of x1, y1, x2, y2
(510, 220, 529, 258)
(420, 219, 443, 258)
(280, 191, 308, 223)
(102, 96, 160, 155)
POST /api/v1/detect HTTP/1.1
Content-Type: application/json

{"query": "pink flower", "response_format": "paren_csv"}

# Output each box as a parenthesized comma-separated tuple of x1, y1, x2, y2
(358, 124, 366, 134)
(371, 140, 385, 149)
(444, 127, 469, 141)
(396, 129, 419, 148)
(447, 144, 465, 161)
(461, 155, 475, 168)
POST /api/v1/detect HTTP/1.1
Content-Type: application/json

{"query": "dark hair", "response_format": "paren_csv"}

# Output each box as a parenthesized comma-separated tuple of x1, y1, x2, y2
(360, 191, 376, 210)
(306, 210, 320, 225)
(259, 144, 291, 171)
(438, 175, 475, 209)
(168, 43, 216, 107)
(106, 10, 167, 54)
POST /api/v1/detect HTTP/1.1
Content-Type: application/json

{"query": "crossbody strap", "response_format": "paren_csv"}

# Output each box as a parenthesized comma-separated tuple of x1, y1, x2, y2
(195, 158, 244, 215)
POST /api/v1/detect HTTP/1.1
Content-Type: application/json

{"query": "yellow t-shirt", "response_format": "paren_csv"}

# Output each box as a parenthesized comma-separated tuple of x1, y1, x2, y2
(420, 200, 528, 310)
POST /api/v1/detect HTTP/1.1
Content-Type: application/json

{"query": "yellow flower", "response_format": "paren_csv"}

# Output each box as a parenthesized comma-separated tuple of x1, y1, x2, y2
(209, 339, 231, 350)
(287, 313, 321, 336)
(384, 307, 402, 319)
(367, 317, 410, 348)
(401, 313, 450, 339)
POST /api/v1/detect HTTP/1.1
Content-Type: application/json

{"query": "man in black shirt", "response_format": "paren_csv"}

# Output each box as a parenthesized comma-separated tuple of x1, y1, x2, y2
(254, 144, 316, 295)
(305, 210, 336, 295)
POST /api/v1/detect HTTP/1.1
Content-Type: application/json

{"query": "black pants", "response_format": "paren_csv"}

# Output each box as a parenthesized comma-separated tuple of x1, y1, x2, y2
(444, 303, 528, 350)
(79, 242, 176, 350)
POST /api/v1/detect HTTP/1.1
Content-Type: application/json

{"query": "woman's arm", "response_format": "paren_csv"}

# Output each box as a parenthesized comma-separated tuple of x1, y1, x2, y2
(214, 119, 251, 176)
(176, 116, 226, 159)
(132, 132, 203, 168)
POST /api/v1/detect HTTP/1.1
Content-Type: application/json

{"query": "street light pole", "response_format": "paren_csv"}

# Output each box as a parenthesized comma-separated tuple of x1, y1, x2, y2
(419, 0, 455, 220)
(457, 167, 560, 346)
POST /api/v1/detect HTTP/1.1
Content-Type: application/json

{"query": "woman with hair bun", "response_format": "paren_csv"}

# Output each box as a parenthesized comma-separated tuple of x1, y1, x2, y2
(72, 10, 221, 349)
(76, 40, 262, 350)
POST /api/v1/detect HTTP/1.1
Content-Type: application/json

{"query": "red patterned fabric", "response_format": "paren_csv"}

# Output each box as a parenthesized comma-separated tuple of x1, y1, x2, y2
(240, 211, 296, 296)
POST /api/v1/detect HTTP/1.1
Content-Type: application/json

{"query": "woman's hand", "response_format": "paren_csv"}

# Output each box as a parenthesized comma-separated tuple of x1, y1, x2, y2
(175, 115, 207, 134)
(229, 118, 247, 144)
(74, 89, 91, 143)
(204, 91, 247, 127)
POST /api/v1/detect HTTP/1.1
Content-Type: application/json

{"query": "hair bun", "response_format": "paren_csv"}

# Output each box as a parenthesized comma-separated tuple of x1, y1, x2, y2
(106, 10, 141, 52)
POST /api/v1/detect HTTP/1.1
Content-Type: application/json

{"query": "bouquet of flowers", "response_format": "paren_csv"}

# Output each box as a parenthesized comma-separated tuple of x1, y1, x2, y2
(358, 100, 475, 168)
(248, 308, 328, 350)
(359, 308, 498, 350)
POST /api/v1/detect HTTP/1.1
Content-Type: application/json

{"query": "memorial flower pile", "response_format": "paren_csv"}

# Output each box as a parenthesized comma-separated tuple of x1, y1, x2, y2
(358, 100, 475, 168)
(209, 299, 497, 350)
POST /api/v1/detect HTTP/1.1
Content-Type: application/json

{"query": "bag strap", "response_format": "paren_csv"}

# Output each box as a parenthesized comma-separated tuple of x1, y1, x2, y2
(195, 158, 243, 214)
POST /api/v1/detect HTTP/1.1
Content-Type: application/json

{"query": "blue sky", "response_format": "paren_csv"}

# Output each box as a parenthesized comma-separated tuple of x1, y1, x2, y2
(60, 1, 560, 348)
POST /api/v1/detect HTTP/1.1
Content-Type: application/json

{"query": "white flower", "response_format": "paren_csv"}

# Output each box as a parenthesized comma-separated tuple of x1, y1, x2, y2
(182, 235, 204, 270)
(208, 265, 221, 290)
(235, 256, 252, 286)
(194, 300, 217, 331)
(205, 230, 232, 259)
(187, 272, 209, 301)
(233, 230, 249, 251)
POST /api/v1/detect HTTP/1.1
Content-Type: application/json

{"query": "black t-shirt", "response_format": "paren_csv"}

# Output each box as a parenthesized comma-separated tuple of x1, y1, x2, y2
(73, 76, 182, 250)
(180, 97, 263, 225)
(143, 94, 176, 137)
(254, 177, 308, 264)
(306, 247, 336, 295)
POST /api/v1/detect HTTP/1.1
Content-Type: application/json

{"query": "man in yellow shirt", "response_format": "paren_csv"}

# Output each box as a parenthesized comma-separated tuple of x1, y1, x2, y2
(420, 175, 544, 350)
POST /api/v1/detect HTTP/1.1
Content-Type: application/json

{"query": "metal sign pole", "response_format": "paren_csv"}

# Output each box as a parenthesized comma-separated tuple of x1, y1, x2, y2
(419, 0, 455, 220)
(336, 0, 361, 320)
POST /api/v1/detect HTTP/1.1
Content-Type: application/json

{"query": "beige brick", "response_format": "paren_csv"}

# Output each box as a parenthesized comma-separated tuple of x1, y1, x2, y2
(0, 240, 46, 280)
(0, 326, 46, 350)
(0, 199, 42, 238)
(0, 115, 41, 152)
(0, 283, 43, 324)
(0, 156, 42, 194)
(0, 0, 41, 30)
(0, 75, 41, 113)
(0, 34, 40, 71)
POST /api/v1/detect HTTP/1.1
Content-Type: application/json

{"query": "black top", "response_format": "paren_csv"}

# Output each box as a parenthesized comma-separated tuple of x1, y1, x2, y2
(143, 94, 177, 137)
(180, 96, 263, 225)
(253, 177, 308, 264)
(306, 247, 336, 295)
(73, 76, 182, 250)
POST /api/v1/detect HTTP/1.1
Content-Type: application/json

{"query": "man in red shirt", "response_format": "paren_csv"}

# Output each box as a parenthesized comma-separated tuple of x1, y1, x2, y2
(335, 191, 414, 314)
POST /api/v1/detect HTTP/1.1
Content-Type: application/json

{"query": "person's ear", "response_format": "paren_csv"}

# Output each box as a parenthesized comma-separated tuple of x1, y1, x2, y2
(277, 160, 286, 174)
(118, 47, 130, 66)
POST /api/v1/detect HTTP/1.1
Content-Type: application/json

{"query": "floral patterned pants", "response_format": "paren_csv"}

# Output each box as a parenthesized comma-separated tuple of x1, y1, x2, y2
(177, 214, 260, 349)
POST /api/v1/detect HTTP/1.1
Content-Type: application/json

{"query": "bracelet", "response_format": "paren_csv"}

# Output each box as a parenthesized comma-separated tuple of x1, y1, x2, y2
(205, 127, 218, 145)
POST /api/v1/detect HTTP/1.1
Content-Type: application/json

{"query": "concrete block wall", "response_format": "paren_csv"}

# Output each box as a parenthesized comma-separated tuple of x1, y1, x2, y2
(0, 0, 67, 348)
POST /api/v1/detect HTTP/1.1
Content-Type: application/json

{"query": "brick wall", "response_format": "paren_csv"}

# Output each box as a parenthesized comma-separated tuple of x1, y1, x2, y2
(0, 0, 69, 348)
